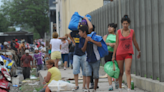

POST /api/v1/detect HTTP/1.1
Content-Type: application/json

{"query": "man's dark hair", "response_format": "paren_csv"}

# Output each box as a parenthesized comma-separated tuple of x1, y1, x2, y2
(121, 15, 131, 24)
(79, 25, 89, 34)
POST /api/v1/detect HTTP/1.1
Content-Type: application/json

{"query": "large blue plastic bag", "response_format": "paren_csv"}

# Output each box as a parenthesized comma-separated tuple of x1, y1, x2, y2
(104, 61, 120, 79)
(87, 32, 108, 58)
(68, 12, 82, 31)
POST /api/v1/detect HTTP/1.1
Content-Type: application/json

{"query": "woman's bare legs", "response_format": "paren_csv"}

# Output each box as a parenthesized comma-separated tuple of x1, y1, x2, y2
(64, 61, 67, 68)
(125, 58, 132, 89)
(117, 60, 124, 88)
(55, 59, 60, 68)
(107, 75, 112, 85)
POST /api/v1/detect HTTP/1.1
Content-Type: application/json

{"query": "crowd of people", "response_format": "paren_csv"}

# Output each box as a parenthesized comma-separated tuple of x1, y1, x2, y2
(43, 14, 141, 92)
(20, 39, 47, 79)
(0, 14, 141, 92)
(0, 38, 48, 79)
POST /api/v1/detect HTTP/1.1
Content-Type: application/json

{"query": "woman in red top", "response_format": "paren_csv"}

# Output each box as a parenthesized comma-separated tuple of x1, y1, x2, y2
(112, 15, 141, 92)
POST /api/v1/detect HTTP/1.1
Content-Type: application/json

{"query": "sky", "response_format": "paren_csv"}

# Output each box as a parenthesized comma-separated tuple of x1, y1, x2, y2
(0, 0, 2, 7)
(0, 0, 20, 31)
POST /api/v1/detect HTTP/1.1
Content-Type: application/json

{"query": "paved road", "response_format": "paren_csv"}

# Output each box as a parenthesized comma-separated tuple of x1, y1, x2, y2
(39, 67, 148, 92)
(9, 65, 149, 92)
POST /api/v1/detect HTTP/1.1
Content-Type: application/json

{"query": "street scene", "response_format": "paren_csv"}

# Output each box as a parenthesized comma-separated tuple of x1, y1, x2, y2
(0, 0, 164, 92)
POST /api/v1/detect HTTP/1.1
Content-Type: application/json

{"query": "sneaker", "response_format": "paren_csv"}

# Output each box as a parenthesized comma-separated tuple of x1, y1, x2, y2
(84, 89, 90, 92)
(64, 67, 66, 70)
(72, 86, 79, 91)
(127, 88, 131, 92)
(89, 86, 94, 89)
(89, 86, 99, 89)
(118, 88, 122, 92)
(108, 86, 113, 91)
(82, 87, 87, 91)
(115, 81, 119, 89)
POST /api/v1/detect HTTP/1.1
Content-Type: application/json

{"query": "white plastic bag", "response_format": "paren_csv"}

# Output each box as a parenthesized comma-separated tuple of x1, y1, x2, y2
(48, 80, 75, 92)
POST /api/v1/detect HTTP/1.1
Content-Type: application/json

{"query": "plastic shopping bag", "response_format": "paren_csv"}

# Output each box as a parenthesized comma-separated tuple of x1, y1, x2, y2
(68, 12, 82, 31)
(88, 32, 109, 58)
(48, 80, 75, 92)
(104, 61, 120, 79)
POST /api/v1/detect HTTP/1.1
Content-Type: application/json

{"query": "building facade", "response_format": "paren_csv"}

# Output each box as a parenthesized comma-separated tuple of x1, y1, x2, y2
(56, 0, 103, 37)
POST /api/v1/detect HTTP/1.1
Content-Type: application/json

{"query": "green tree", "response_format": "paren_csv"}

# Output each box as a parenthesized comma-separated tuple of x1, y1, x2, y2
(0, 13, 12, 32)
(2, 0, 49, 38)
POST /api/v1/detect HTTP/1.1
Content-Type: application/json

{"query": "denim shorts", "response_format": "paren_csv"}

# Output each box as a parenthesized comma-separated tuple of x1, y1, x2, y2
(61, 54, 69, 63)
(73, 55, 86, 76)
(84, 60, 100, 79)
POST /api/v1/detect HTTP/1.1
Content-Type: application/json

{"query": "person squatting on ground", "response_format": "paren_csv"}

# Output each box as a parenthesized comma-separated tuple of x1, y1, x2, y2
(103, 23, 119, 91)
(20, 50, 33, 79)
(50, 32, 62, 68)
(39, 59, 61, 92)
(112, 15, 141, 92)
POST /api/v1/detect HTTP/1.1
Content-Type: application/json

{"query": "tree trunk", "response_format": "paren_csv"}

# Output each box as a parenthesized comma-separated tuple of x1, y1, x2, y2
(35, 25, 48, 38)
(38, 30, 45, 38)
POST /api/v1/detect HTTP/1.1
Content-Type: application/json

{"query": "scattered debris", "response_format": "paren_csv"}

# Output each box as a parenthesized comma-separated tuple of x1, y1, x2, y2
(30, 75, 37, 80)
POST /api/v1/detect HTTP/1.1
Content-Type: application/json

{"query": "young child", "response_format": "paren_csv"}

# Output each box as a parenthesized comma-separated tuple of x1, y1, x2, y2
(79, 25, 102, 92)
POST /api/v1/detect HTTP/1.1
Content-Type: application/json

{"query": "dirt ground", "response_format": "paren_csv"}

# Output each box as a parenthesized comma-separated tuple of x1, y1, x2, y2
(10, 68, 43, 92)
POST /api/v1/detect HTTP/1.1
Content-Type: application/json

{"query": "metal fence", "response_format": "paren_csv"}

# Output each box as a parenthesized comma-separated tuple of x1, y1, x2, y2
(88, 0, 164, 82)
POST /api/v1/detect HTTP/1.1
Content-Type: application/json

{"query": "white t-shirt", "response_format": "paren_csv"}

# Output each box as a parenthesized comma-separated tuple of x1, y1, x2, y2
(50, 38, 61, 52)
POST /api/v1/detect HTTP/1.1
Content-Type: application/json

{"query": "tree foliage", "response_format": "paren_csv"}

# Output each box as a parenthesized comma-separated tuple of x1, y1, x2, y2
(2, 0, 49, 38)
(0, 13, 12, 32)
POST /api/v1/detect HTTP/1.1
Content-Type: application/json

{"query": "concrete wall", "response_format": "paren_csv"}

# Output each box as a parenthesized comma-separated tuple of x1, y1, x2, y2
(88, 0, 164, 82)
(59, 0, 103, 37)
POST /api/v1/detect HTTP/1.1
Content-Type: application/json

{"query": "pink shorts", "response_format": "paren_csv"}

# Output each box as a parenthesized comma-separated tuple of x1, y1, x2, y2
(116, 54, 132, 61)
